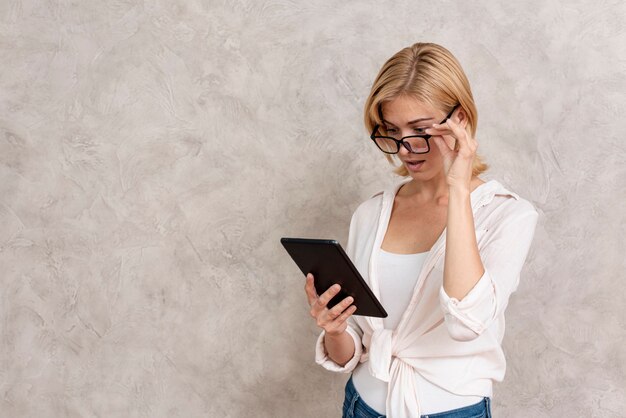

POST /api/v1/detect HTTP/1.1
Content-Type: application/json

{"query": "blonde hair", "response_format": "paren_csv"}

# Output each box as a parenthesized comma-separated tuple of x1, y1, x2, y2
(364, 42, 488, 177)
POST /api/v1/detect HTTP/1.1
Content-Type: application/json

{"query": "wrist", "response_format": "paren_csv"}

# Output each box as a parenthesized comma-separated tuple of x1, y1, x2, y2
(324, 328, 347, 339)
(448, 183, 471, 196)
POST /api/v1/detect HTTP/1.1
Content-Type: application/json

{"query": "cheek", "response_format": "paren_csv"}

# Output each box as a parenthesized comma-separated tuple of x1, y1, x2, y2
(428, 138, 444, 157)
(442, 135, 456, 149)
(426, 139, 444, 165)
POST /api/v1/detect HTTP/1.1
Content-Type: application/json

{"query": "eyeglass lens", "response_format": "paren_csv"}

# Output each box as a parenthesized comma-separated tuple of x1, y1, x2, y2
(372, 105, 457, 154)
(374, 135, 429, 154)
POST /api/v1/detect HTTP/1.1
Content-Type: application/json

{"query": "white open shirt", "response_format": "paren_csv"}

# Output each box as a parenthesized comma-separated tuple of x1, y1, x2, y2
(315, 179, 539, 418)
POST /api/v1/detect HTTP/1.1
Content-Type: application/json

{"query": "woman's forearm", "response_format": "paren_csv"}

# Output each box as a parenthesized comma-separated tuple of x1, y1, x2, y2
(443, 185, 485, 300)
(324, 330, 356, 366)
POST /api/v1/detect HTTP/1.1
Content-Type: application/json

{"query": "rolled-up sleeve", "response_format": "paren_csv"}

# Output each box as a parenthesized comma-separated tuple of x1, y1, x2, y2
(439, 204, 539, 341)
(314, 319, 363, 373)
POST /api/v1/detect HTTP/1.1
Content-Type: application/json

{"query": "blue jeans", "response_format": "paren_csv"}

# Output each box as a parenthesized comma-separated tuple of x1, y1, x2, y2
(342, 376, 492, 418)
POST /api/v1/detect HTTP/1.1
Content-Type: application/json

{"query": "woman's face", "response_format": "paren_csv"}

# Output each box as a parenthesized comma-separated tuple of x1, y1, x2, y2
(380, 95, 460, 182)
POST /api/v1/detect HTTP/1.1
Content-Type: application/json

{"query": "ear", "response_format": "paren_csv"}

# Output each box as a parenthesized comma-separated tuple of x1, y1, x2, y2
(453, 107, 469, 130)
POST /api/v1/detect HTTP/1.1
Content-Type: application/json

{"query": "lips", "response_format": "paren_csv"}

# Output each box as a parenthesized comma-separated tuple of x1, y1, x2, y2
(405, 160, 425, 171)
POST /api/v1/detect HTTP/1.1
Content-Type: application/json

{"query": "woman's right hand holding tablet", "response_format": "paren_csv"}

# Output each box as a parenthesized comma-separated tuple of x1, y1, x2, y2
(304, 273, 357, 336)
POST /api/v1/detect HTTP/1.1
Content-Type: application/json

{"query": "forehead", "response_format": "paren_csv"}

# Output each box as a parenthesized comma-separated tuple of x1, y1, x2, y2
(380, 96, 437, 124)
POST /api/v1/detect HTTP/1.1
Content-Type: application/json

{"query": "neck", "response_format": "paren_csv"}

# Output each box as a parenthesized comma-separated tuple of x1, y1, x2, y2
(400, 172, 450, 205)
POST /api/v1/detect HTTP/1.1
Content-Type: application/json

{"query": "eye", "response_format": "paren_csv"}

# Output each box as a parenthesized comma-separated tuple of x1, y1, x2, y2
(414, 127, 428, 134)
(384, 127, 398, 134)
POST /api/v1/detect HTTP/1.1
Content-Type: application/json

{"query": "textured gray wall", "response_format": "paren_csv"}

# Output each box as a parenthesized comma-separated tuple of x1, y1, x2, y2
(0, 1, 624, 417)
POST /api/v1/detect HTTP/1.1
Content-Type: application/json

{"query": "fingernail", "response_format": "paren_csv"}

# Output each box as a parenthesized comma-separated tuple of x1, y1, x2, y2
(347, 297, 354, 303)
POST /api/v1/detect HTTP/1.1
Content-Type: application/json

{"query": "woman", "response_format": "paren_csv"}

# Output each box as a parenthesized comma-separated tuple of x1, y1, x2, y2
(304, 43, 539, 418)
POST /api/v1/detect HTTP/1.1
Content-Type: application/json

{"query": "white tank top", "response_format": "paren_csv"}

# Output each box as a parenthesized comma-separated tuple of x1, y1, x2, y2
(352, 248, 483, 415)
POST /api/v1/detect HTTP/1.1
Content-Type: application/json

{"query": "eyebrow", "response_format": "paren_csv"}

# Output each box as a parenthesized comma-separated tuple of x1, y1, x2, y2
(382, 117, 434, 126)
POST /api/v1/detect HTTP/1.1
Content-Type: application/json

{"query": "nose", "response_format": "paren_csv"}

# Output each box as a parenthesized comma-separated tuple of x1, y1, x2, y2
(398, 142, 412, 155)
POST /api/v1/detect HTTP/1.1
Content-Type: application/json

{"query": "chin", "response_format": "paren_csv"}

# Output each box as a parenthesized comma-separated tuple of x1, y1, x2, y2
(404, 163, 442, 180)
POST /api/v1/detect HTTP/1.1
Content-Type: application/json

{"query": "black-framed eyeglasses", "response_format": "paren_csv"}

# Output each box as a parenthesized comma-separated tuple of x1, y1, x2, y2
(370, 105, 458, 154)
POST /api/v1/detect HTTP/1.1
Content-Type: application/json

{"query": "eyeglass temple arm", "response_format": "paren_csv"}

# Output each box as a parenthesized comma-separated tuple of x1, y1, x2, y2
(370, 124, 380, 139)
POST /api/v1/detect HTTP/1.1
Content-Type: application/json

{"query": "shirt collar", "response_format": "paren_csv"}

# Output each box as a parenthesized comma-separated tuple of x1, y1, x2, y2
(382, 178, 519, 211)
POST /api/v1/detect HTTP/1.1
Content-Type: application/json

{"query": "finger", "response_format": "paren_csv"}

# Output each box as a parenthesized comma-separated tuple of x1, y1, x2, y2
(331, 305, 358, 327)
(426, 126, 457, 149)
(327, 295, 354, 319)
(442, 118, 475, 156)
(428, 125, 458, 142)
(425, 125, 453, 134)
(439, 133, 457, 151)
(442, 118, 465, 143)
(310, 284, 341, 316)
(304, 274, 318, 306)
(316, 284, 341, 309)
(433, 136, 448, 155)
(343, 304, 358, 318)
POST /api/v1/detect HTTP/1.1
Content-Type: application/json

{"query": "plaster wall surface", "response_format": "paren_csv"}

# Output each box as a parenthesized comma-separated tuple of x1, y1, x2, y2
(0, 1, 624, 417)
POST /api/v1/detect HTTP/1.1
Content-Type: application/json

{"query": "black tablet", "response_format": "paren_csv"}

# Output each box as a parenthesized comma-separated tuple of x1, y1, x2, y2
(281, 237, 387, 318)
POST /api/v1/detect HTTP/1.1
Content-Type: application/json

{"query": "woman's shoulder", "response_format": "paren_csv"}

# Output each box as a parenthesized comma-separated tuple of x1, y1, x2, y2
(351, 190, 385, 221)
(479, 178, 539, 219)
(351, 179, 407, 218)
